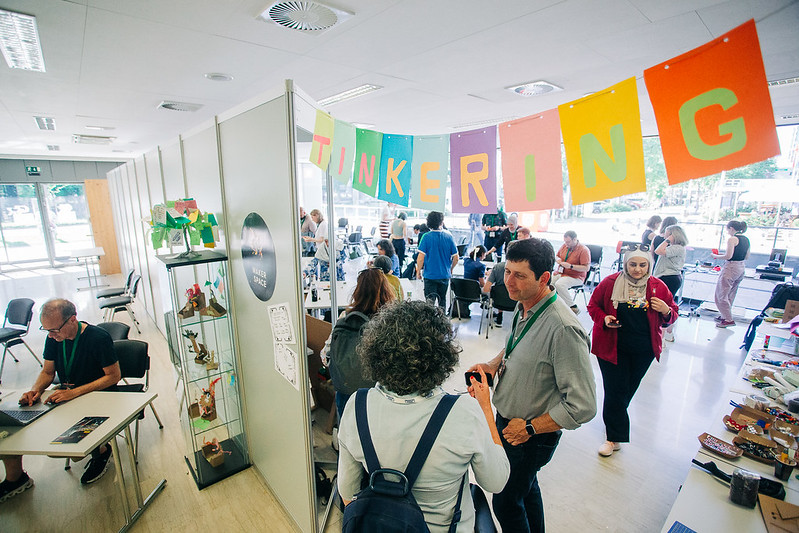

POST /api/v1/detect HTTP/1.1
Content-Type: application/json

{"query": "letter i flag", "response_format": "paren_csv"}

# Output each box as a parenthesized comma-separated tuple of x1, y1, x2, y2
(644, 19, 779, 185)
(499, 110, 563, 212)
(329, 119, 356, 184)
(352, 128, 383, 198)
(378, 134, 413, 206)
(559, 77, 646, 205)
(309, 109, 334, 170)
(449, 126, 497, 213)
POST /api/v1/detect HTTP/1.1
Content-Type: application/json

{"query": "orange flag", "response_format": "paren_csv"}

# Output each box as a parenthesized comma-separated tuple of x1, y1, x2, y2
(644, 19, 779, 184)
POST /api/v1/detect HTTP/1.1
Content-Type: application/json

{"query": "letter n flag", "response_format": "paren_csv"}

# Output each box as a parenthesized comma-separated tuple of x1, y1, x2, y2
(644, 19, 779, 185)
(352, 128, 383, 198)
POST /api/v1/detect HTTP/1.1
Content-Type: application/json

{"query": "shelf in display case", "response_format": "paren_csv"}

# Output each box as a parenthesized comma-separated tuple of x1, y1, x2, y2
(177, 313, 229, 328)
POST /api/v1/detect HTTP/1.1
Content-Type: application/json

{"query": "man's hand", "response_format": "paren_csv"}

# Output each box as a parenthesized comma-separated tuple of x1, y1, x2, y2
(18, 390, 42, 406)
(502, 417, 531, 446)
(47, 388, 79, 404)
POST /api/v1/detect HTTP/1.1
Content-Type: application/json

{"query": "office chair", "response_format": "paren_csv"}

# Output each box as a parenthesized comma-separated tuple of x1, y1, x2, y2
(0, 298, 42, 384)
(449, 278, 486, 333)
(585, 244, 603, 286)
(98, 275, 142, 333)
(485, 285, 517, 339)
(456, 244, 468, 257)
(96, 321, 131, 341)
(95, 269, 135, 300)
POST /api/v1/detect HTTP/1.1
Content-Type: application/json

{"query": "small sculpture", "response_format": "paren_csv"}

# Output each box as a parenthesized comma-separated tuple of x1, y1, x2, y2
(205, 350, 219, 371)
(183, 329, 208, 363)
(202, 437, 231, 467)
(197, 377, 221, 421)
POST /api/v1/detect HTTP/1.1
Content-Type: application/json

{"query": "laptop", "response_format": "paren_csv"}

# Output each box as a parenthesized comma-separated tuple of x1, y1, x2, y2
(0, 390, 58, 427)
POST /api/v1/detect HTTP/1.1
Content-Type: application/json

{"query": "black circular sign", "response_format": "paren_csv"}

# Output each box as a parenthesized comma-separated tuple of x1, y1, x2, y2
(241, 212, 277, 301)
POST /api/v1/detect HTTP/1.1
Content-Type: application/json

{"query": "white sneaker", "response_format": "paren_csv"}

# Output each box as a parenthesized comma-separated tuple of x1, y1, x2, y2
(598, 441, 621, 457)
(663, 331, 674, 342)
(331, 427, 339, 452)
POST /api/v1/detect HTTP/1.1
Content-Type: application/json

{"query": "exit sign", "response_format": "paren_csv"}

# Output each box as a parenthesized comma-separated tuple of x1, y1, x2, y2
(25, 166, 40, 175)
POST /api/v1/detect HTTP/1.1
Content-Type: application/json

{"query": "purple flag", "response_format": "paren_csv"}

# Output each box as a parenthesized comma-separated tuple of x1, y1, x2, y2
(449, 126, 497, 213)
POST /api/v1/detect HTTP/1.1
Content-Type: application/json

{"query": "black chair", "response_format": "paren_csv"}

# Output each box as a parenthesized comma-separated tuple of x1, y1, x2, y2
(337, 217, 349, 236)
(0, 298, 43, 384)
(96, 321, 130, 341)
(95, 269, 135, 299)
(99, 275, 142, 333)
(586, 244, 603, 287)
(456, 244, 468, 257)
(449, 278, 486, 332)
(485, 285, 517, 339)
(113, 339, 163, 455)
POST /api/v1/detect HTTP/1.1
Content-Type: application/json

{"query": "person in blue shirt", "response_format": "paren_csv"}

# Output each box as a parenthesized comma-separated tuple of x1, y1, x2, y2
(376, 239, 400, 277)
(463, 245, 487, 288)
(416, 211, 459, 309)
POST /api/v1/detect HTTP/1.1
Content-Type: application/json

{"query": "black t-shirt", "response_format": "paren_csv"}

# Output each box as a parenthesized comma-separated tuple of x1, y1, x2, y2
(651, 235, 665, 267)
(616, 302, 652, 354)
(43, 323, 116, 388)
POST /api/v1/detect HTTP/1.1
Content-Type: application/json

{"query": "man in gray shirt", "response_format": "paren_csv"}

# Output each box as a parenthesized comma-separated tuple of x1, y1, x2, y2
(469, 237, 596, 533)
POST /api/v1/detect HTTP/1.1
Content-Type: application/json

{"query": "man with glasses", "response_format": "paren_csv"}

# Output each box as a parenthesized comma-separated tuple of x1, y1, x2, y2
(1, 299, 120, 503)
(553, 230, 591, 315)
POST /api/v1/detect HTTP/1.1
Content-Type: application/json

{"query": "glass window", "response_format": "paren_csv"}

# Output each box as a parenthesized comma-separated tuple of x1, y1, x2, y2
(0, 184, 49, 264)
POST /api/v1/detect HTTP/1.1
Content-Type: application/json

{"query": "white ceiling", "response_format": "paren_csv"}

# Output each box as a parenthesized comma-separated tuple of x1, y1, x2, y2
(0, 0, 797, 160)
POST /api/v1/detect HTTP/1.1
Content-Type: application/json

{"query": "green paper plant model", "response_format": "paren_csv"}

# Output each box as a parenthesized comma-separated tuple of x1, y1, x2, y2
(149, 198, 220, 258)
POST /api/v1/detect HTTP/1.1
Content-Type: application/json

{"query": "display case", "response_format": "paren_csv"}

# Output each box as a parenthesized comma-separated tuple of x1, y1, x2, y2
(158, 250, 250, 489)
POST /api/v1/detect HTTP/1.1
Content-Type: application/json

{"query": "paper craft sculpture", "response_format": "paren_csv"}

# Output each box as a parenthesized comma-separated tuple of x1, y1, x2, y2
(149, 198, 220, 257)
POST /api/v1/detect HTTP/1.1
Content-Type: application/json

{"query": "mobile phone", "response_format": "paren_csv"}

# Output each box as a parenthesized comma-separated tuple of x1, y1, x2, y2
(606, 322, 622, 329)
(465, 371, 494, 388)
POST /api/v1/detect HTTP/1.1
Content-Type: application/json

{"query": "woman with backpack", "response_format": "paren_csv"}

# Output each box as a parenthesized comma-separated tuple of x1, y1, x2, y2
(711, 220, 750, 328)
(337, 300, 509, 532)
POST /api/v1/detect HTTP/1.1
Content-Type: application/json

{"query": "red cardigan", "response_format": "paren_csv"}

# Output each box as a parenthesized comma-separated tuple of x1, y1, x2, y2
(587, 272, 679, 364)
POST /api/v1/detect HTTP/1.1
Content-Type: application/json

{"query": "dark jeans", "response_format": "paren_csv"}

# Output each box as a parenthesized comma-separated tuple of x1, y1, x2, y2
(392, 238, 406, 267)
(597, 347, 655, 442)
(493, 414, 562, 533)
(335, 391, 351, 422)
(423, 278, 449, 309)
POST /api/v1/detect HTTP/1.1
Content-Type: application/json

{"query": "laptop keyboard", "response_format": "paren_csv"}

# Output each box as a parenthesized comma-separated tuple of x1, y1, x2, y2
(3, 410, 45, 422)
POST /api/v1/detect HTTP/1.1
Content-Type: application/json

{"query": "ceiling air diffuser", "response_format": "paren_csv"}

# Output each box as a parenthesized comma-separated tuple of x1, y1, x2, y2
(259, 1, 353, 34)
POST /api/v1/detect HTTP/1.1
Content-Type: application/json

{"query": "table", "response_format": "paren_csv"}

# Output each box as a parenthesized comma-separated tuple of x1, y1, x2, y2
(70, 247, 108, 291)
(0, 390, 166, 532)
(756, 265, 794, 282)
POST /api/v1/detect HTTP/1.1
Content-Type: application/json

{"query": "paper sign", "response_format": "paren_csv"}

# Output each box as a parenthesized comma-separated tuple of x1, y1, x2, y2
(174, 200, 189, 215)
(200, 224, 214, 245)
(207, 213, 217, 226)
(152, 204, 167, 225)
(188, 209, 199, 223)
(378, 134, 413, 206)
(559, 77, 646, 205)
(188, 226, 201, 245)
(499, 110, 564, 211)
(410, 135, 448, 212)
(352, 128, 383, 198)
(169, 228, 184, 247)
(310, 109, 335, 170)
(450, 126, 497, 213)
(166, 207, 181, 219)
(329, 119, 357, 184)
(644, 19, 779, 184)
(268, 302, 296, 344)
(274, 343, 299, 391)
(151, 227, 165, 249)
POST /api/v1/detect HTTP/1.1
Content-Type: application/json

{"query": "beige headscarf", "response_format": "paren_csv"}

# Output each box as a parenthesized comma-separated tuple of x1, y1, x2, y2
(610, 248, 652, 309)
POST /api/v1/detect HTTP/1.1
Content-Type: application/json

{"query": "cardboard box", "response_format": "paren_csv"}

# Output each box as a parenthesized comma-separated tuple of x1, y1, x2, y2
(202, 443, 225, 467)
(783, 300, 799, 323)
(305, 314, 334, 413)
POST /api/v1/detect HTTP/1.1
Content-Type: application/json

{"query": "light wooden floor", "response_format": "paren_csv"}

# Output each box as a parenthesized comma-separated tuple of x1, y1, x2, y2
(0, 267, 746, 532)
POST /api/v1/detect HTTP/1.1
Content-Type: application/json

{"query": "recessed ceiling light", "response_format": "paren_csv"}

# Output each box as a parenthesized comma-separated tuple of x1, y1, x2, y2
(768, 77, 799, 87)
(72, 134, 115, 145)
(506, 80, 563, 97)
(34, 116, 55, 130)
(318, 84, 383, 107)
(0, 9, 45, 72)
(452, 116, 519, 129)
(46, 144, 59, 151)
(204, 72, 233, 82)
(157, 101, 203, 112)
(85, 125, 115, 131)
(352, 122, 375, 129)
(258, 1, 353, 34)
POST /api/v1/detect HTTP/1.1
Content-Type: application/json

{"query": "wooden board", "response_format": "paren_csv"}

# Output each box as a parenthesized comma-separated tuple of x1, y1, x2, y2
(84, 178, 120, 275)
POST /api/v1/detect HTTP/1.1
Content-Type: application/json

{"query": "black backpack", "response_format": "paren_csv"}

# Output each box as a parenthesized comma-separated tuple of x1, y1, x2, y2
(765, 282, 799, 311)
(342, 389, 465, 533)
(328, 312, 374, 395)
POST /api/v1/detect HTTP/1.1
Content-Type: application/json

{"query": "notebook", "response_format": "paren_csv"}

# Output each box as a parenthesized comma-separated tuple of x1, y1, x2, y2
(0, 390, 58, 427)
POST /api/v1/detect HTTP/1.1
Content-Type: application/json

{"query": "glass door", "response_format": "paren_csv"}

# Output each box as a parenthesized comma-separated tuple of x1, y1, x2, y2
(0, 184, 49, 264)
(40, 183, 93, 259)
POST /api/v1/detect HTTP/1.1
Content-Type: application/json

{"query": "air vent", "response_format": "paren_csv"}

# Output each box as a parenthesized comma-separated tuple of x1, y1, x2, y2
(34, 116, 55, 130)
(258, 1, 353, 33)
(768, 77, 799, 87)
(72, 134, 115, 145)
(204, 72, 233, 82)
(46, 144, 59, 151)
(781, 113, 799, 120)
(506, 80, 563, 97)
(157, 100, 204, 112)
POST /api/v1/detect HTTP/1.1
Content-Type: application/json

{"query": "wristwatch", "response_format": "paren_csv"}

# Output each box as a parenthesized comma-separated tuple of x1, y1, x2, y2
(525, 419, 536, 435)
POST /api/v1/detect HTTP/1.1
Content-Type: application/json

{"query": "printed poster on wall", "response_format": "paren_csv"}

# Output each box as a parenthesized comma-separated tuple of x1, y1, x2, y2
(328, 119, 356, 184)
(309, 109, 334, 171)
(378, 134, 413, 206)
(559, 77, 646, 205)
(450, 126, 497, 214)
(240, 212, 277, 302)
(644, 19, 779, 185)
(352, 128, 383, 198)
(410, 135, 448, 212)
(499, 110, 564, 212)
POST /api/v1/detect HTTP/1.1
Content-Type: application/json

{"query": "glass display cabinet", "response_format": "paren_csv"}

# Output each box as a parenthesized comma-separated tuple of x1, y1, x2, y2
(158, 250, 250, 489)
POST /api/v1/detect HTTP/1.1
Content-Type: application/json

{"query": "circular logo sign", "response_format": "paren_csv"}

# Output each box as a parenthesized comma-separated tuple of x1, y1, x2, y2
(241, 212, 277, 301)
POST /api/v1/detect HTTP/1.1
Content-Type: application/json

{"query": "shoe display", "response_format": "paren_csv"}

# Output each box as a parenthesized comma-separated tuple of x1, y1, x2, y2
(0, 472, 33, 503)
(81, 446, 112, 485)
(598, 441, 621, 457)
(663, 331, 675, 342)
(716, 319, 736, 328)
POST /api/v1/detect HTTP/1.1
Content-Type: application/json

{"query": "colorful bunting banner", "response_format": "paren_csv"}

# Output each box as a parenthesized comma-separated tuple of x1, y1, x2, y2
(410, 135, 448, 212)
(309, 109, 334, 171)
(644, 19, 779, 185)
(328, 119, 356, 184)
(559, 77, 646, 205)
(499, 110, 564, 212)
(352, 128, 383, 198)
(378, 134, 413, 206)
(450, 126, 497, 213)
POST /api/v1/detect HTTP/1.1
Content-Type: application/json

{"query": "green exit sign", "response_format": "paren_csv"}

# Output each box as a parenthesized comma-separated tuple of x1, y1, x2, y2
(25, 166, 40, 175)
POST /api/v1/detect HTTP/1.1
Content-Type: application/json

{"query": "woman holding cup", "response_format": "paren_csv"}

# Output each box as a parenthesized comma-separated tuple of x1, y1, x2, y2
(587, 245, 679, 457)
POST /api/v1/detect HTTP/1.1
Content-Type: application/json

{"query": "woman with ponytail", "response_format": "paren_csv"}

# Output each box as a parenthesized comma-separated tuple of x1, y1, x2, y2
(463, 245, 487, 287)
(711, 221, 750, 328)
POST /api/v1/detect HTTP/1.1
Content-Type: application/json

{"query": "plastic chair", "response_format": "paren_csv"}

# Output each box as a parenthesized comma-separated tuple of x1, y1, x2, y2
(485, 285, 517, 339)
(449, 278, 485, 333)
(0, 298, 42, 384)
(99, 275, 142, 333)
(95, 269, 135, 299)
(96, 321, 131, 341)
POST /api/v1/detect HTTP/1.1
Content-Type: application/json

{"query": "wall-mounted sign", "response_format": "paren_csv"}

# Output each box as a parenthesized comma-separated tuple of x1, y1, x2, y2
(25, 166, 40, 176)
(241, 212, 277, 302)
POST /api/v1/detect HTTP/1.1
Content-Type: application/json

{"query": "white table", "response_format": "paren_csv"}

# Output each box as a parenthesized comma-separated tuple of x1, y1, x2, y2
(70, 246, 107, 291)
(0, 390, 166, 532)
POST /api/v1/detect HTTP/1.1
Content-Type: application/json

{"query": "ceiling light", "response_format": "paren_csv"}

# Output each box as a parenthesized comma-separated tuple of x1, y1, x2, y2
(258, 1, 353, 34)
(72, 134, 115, 145)
(352, 122, 375, 129)
(452, 116, 519, 129)
(204, 72, 233, 82)
(85, 125, 115, 131)
(318, 84, 382, 107)
(46, 144, 59, 151)
(157, 101, 203, 112)
(0, 9, 45, 72)
(505, 80, 563, 97)
(768, 77, 799, 87)
(34, 116, 55, 130)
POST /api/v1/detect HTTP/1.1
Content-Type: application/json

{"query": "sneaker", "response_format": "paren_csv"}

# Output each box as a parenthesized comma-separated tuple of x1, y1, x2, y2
(570, 305, 581, 315)
(81, 446, 112, 485)
(663, 330, 675, 342)
(0, 472, 34, 503)
(331, 427, 339, 452)
(598, 441, 621, 457)
(716, 319, 736, 328)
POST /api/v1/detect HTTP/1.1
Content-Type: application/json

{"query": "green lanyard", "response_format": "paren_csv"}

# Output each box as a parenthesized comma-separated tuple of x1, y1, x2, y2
(62, 322, 82, 385)
(505, 292, 557, 358)
(564, 248, 571, 261)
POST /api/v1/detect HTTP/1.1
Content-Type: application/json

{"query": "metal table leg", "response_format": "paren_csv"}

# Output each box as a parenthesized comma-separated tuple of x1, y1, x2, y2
(109, 437, 131, 524)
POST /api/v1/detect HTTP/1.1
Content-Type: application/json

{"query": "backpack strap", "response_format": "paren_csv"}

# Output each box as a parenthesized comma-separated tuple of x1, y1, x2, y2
(354, 388, 381, 474)
(404, 394, 459, 487)
(447, 473, 466, 533)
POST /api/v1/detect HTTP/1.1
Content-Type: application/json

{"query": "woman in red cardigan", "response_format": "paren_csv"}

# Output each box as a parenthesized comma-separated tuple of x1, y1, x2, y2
(587, 247, 678, 457)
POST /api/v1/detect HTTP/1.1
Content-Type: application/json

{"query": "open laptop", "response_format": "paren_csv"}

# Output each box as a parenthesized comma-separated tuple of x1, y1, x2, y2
(0, 390, 58, 427)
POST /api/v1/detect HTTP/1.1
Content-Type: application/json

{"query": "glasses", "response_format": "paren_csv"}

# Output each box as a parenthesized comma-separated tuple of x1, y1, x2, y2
(39, 316, 73, 333)
(623, 243, 650, 252)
